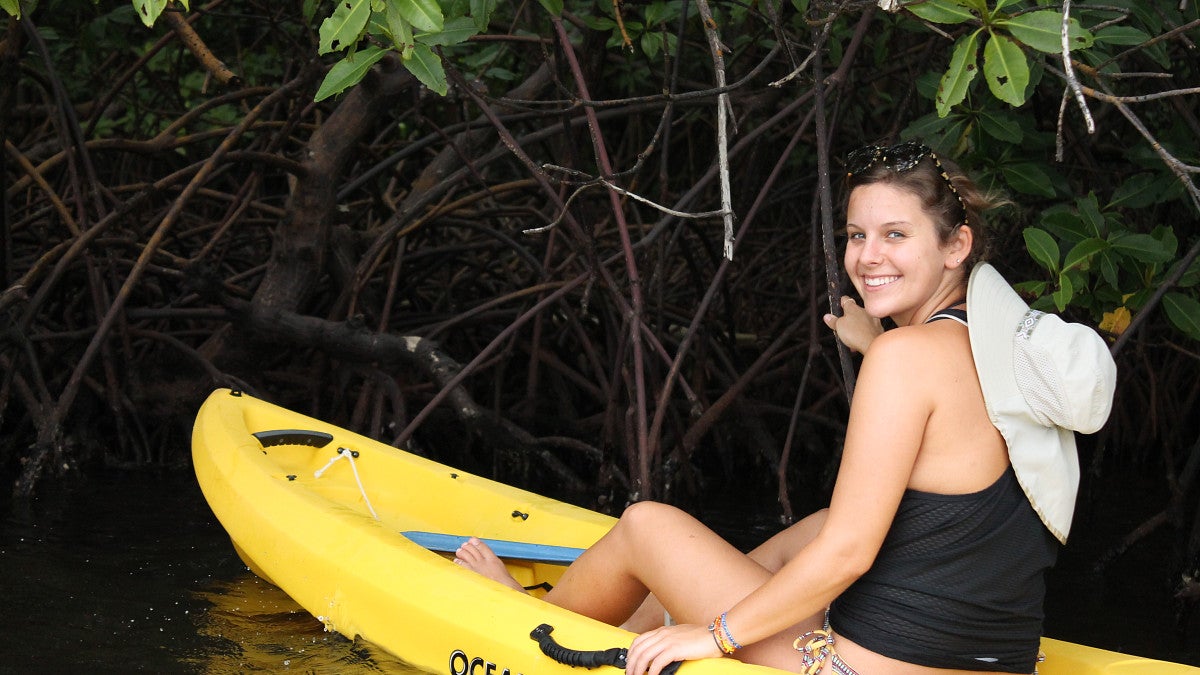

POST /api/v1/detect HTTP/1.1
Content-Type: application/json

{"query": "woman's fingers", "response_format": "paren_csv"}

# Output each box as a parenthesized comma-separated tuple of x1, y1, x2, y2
(626, 624, 722, 675)
(825, 296, 883, 354)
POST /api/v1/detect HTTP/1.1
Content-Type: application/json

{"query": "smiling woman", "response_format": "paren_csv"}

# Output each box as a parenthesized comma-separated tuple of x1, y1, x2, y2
(451, 141, 1118, 675)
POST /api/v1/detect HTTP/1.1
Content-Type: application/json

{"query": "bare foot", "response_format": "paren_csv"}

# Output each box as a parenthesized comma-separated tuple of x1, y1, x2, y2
(454, 537, 528, 593)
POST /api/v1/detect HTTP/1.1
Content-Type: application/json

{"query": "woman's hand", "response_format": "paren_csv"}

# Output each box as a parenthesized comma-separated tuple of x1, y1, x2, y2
(824, 296, 883, 354)
(624, 623, 723, 675)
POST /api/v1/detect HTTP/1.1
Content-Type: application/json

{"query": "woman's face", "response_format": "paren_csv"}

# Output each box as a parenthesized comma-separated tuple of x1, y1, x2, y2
(844, 182, 966, 326)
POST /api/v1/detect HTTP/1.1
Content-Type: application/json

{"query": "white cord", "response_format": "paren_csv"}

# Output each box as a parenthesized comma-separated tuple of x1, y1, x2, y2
(313, 448, 379, 520)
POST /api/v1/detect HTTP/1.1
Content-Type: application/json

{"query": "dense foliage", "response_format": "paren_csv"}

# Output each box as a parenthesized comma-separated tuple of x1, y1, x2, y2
(2, 0, 1199, 637)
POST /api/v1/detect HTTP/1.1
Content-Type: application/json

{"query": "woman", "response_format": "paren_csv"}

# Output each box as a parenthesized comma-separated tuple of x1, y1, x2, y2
(456, 141, 1113, 675)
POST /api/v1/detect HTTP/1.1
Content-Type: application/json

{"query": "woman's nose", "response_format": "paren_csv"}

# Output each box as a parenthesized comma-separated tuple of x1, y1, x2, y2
(860, 235, 883, 263)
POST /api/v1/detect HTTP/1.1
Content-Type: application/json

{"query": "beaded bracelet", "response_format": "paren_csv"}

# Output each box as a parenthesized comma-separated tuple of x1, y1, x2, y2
(708, 611, 743, 654)
(719, 612, 744, 650)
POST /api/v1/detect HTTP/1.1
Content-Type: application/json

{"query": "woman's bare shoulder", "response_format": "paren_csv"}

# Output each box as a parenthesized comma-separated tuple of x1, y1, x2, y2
(858, 322, 970, 387)
(865, 321, 964, 360)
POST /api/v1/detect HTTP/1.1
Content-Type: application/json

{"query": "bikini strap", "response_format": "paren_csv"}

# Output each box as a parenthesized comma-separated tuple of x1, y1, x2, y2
(926, 307, 967, 326)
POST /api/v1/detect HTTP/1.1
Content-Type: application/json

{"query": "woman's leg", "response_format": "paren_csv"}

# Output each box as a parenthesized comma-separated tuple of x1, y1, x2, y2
(458, 501, 828, 669)
(459, 501, 776, 625)
(545, 501, 776, 625)
(619, 508, 830, 632)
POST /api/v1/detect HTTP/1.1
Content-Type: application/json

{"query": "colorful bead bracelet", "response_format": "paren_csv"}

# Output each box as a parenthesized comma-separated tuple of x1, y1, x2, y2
(708, 611, 743, 654)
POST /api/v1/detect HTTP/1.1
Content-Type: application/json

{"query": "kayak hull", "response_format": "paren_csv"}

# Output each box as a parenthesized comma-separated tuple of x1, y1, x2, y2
(191, 388, 1197, 674)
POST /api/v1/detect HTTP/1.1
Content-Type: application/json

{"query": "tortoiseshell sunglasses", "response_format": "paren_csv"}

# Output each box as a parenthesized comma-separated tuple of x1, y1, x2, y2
(846, 141, 968, 226)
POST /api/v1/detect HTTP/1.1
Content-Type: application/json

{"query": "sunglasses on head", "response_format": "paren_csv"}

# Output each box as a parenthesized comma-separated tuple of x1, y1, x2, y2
(845, 141, 969, 226)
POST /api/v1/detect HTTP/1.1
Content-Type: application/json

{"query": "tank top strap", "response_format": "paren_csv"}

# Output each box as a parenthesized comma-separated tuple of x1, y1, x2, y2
(926, 307, 967, 326)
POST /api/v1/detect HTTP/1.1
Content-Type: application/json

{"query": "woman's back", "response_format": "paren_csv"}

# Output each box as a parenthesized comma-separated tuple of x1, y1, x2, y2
(889, 315, 1010, 495)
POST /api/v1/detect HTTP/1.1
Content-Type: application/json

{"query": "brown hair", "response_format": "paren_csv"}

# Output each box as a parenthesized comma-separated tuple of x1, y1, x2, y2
(845, 148, 1004, 271)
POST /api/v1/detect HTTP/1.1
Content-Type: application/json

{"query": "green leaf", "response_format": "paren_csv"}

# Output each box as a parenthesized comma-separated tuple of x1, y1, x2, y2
(645, 1, 675, 26)
(1108, 173, 1164, 210)
(132, 0, 169, 27)
(384, 2, 415, 54)
(997, 11, 1094, 54)
(1146, 42, 1172, 70)
(640, 32, 676, 60)
(1014, 280, 1048, 298)
(470, 0, 497, 32)
(0, 0, 20, 17)
(1053, 272, 1074, 311)
(1094, 25, 1150, 47)
(936, 30, 981, 117)
(1024, 227, 1060, 273)
(1063, 237, 1107, 272)
(536, 0, 563, 15)
(1152, 225, 1178, 259)
(1163, 292, 1200, 341)
(906, 0, 977, 24)
(404, 42, 447, 95)
(319, 0, 372, 54)
(982, 32, 1029, 107)
(416, 16, 480, 47)
(396, 0, 442, 33)
(641, 32, 660, 59)
(1110, 233, 1173, 264)
(977, 107, 1022, 142)
(1077, 193, 1104, 236)
(1178, 256, 1200, 288)
(915, 71, 942, 102)
(314, 45, 389, 101)
(585, 15, 617, 31)
(903, 111, 970, 152)
(1002, 163, 1056, 197)
(1040, 206, 1090, 242)
(1099, 250, 1119, 289)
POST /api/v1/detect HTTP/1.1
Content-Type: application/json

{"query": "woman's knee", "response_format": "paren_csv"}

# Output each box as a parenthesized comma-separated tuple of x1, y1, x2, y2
(615, 501, 690, 542)
(619, 500, 684, 526)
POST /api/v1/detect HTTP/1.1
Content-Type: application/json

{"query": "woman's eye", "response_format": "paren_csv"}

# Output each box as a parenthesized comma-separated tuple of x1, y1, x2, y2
(886, 230, 905, 239)
(847, 232, 864, 240)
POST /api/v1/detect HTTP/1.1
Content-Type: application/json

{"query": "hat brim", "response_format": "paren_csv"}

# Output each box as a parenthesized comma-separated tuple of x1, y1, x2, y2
(967, 264, 1077, 544)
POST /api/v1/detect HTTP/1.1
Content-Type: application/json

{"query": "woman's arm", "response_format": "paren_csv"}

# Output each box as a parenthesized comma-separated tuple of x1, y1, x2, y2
(719, 327, 936, 644)
(623, 328, 942, 675)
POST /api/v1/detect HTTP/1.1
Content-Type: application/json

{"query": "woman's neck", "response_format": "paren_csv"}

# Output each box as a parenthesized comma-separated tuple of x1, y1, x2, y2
(895, 286, 966, 327)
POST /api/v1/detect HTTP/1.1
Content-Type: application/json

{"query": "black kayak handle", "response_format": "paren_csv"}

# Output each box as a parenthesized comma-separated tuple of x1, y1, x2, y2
(530, 624, 681, 674)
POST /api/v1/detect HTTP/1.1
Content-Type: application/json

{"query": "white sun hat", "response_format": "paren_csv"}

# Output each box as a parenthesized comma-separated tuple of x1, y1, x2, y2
(966, 263, 1117, 544)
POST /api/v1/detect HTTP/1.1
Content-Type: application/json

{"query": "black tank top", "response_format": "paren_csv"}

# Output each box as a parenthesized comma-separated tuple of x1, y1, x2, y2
(828, 305, 1056, 672)
(828, 467, 1056, 672)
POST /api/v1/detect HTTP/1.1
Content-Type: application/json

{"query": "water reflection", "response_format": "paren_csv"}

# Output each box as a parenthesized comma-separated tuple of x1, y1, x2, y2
(190, 573, 422, 673)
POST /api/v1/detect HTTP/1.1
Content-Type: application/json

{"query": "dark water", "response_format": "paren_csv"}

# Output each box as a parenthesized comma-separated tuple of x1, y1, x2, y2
(1, 468, 1197, 673)
(0, 469, 421, 674)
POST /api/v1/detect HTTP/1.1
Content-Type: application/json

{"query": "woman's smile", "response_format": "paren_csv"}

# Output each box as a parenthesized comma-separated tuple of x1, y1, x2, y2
(863, 275, 900, 288)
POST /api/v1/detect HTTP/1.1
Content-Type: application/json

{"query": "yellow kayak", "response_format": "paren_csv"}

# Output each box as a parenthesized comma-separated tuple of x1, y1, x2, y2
(192, 388, 1197, 674)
